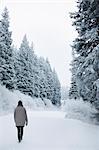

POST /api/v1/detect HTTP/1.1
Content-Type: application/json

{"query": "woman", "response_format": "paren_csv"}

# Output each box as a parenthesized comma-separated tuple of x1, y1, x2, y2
(14, 100, 28, 142)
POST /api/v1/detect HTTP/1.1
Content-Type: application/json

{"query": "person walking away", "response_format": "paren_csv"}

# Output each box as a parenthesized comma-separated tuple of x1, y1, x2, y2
(14, 100, 28, 143)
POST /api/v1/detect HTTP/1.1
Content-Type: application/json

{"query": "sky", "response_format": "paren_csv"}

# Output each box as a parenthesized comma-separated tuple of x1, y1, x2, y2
(0, 0, 77, 87)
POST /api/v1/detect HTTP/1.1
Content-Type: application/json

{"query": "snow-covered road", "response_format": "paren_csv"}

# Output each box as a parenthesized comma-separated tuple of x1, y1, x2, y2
(0, 110, 99, 150)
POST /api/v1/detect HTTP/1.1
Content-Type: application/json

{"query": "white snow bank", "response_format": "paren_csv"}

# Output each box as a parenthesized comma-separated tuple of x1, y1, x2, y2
(0, 85, 55, 115)
(62, 99, 97, 124)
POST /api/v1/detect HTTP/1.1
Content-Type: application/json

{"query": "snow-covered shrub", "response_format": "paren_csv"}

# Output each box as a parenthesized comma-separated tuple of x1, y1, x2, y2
(0, 85, 55, 115)
(62, 99, 97, 124)
(43, 98, 55, 109)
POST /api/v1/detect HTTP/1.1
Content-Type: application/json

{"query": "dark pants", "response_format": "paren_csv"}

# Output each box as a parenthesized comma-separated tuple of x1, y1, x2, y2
(17, 126, 24, 142)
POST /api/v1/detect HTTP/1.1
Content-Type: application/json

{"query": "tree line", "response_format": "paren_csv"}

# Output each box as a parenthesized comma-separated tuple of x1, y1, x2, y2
(0, 7, 61, 106)
(69, 0, 99, 108)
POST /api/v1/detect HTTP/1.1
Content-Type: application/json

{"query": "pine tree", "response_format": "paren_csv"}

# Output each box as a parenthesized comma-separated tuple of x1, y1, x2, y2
(69, 50, 80, 100)
(45, 59, 54, 102)
(0, 7, 15, 90)
(16, 35, 34, 97)
(38, 57, 48, 99)
(30, 43, 40, 98)
(70, 0, 99, 107)
(52, 69, 61, 106)
(33, 55, 40, 98)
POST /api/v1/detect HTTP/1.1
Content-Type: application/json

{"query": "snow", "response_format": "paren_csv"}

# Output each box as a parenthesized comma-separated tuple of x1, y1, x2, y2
(62, 99, 97, 124)
(0, 85, 55, 115)
(0, 110, 99, 150)
(0, 83, 98, 150)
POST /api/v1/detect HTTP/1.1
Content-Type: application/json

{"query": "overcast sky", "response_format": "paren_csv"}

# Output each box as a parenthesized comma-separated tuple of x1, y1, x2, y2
(0, 0, 77, 87)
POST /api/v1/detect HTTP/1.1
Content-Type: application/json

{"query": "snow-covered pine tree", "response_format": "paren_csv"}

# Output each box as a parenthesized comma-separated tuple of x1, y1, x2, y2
(33, 55, 40, 98)
(45, 59, 55, 102)
(12, 45, 18, 90)
(70, 0, 89, 101)
(52, 69, 61, 106)
(30, 43, 40, 98)
(76, 0, 99, 104)
(69, 50, 80, 100)
(0, 7, 15, 90)
(70, 0, 99, 107)
(15, 35, 34, 97)
(70, 0, 91, 56)
(38, 57, 48, 99)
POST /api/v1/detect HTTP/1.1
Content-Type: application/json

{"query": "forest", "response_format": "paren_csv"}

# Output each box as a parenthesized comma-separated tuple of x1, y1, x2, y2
(0, 7, 61, 106)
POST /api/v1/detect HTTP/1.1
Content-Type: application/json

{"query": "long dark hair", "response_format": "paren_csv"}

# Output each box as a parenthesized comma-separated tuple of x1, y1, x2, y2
(18, 100, 23, 106)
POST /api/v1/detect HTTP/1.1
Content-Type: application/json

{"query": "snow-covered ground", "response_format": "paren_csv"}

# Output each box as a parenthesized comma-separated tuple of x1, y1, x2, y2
(0, 84, 99, 150)
(0, 110, 99, 150)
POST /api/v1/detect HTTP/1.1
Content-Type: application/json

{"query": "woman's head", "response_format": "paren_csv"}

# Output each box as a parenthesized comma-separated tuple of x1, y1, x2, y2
(18, 100, 23, 106)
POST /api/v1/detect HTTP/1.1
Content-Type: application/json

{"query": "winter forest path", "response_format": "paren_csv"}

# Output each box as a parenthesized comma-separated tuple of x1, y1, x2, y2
(0, 110, 99, 150)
